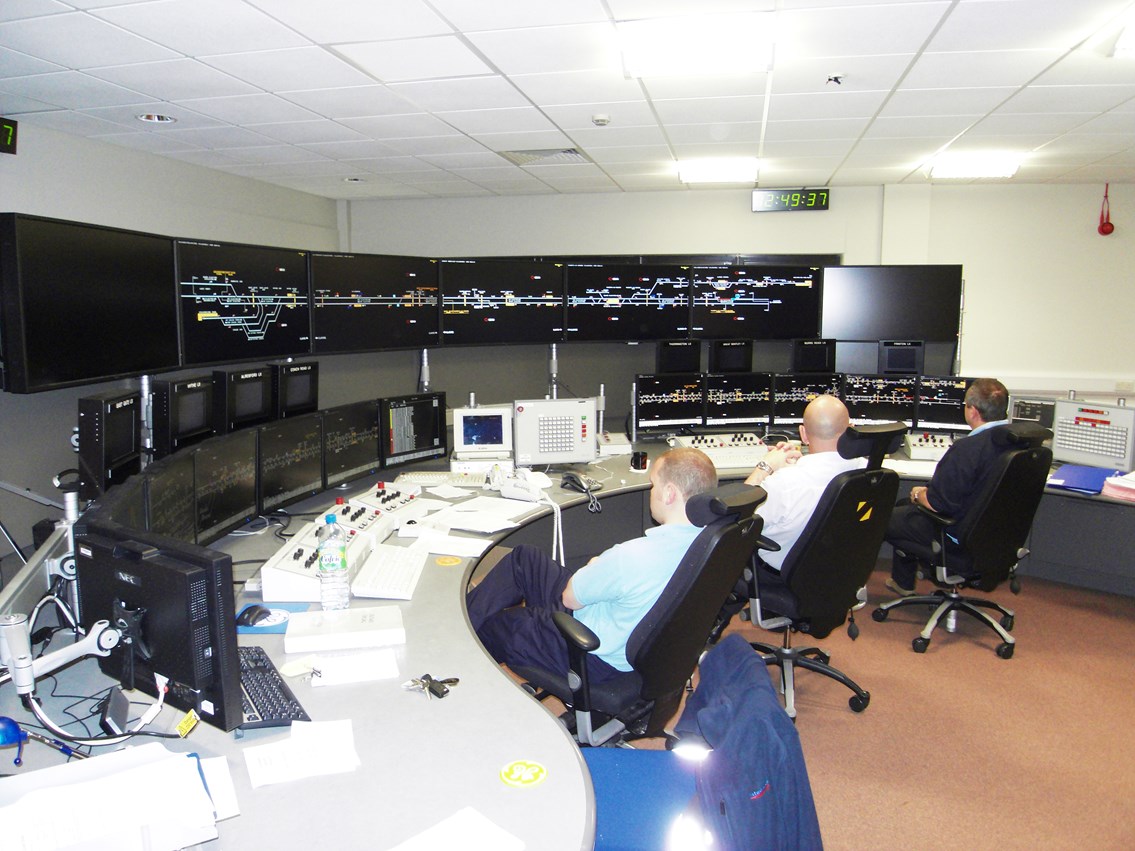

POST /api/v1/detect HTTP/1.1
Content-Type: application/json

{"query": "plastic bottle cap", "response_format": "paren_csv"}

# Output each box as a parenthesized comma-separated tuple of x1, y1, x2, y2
(325, 514, 337, 523)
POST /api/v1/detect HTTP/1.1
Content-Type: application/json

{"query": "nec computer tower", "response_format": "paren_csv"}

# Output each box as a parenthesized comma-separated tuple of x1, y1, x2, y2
(151, 374, 214, 459)
(271, 360, 319, 420)
(77, 388, 142, 501)
(212, 367, 275, 435)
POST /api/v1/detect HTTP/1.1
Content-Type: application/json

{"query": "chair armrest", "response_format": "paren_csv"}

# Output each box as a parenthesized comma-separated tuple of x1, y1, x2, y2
(914, 504, 957, 528)
(552, 611, 599, 713)
(552, 610, 600, 652)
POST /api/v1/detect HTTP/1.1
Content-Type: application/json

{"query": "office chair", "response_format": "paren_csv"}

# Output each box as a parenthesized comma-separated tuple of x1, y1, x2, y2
(871, 423, 1053, 658)
(737, 423, 907, 718)
(511, 483, 768, 747)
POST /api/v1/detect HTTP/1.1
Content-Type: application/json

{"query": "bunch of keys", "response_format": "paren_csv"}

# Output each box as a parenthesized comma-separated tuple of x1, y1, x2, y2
(402, 674, 459, 700)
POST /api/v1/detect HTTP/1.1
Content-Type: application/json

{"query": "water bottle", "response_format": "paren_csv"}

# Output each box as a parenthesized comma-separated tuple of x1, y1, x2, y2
(317, 514, 350, 611)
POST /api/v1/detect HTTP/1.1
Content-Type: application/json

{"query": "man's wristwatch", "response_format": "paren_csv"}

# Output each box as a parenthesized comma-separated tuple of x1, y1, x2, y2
(755, 460, 774, 477)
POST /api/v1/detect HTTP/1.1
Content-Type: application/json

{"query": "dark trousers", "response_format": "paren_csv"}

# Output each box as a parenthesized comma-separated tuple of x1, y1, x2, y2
(465, 545, 621, 684)
(886, 503, 938, 589)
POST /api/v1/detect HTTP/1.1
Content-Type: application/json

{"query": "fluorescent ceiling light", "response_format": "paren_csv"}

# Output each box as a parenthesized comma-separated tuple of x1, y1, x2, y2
(617, 13, 774, 78)
(677, 157, 760, 184)
(929, 152, 1022, 179)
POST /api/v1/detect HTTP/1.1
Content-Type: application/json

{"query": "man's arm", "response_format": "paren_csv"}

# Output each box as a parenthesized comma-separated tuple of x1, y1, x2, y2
(562, 578, 583, 611)
(744, 444, 800, 486)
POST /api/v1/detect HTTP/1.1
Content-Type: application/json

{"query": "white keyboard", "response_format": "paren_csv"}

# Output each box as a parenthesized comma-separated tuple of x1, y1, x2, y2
(670, 433, 769, 471)
(352, 544, 429, 600)
(395, 471, 487, 488)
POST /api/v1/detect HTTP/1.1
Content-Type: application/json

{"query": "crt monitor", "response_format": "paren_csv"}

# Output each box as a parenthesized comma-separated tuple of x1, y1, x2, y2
(657, 340, 701, 374)
(151, 374, 214, 459)
(213, 367, 275, 434)
(452, 406, 514, 459)
(878, 340, 925, 375)
(634, 373, 705, 432)
(771, 373, 843, 426)
(917, 376, 974, 431)
(841, 373, 917, 427)
(704, 372, 773, 429)
(322, 399, 381, 489)
(77, 388, 142, 501)
(271, 360, 319, 419)
(708, 339, 752, 373)
(379, 392, 448, 467)
(257, 412, 324, 513)
(74, 518, 243, 731)
(792, 339, 836, 373)
(193, 430, 258, 542)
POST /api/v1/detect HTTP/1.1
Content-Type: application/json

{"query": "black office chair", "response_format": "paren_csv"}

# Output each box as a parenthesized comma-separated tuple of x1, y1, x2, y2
(871, 423, 1052, 658)
(737, 423, 906, 718)
(511, 483, 768, 747)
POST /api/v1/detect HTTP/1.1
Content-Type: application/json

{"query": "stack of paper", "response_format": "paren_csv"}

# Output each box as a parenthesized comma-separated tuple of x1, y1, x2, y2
(1102, 471, 1135, 502)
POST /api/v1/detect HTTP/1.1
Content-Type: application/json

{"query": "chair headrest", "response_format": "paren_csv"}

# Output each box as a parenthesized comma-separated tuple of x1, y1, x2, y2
(686, 482, 767, 526)
(837, 422, 908, 461)
(990, 422, 1052, 449)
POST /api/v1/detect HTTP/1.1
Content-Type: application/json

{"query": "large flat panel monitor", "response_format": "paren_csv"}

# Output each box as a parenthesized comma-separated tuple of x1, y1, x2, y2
(323, 400, 381, 489)
(177, 239, 310, 365)
(821, 265, 963, 342)
(565, 263, 690, 341)
(145, 450, 197, 544)
(690, 265, 821, 340)
(0, 214, 180, 393)
(439, 259, 564, 345)
(771, 373, 843, 426)
(841, 373, 917, 427)
(257, 412, 324, 514)
(194, 430, 258, 542)
(310, 252, 439, 352)
(916, 376, 973, 431)
(379, 392, 448, 467)
(151, 374, 214, 459)
(704, 372, 773, 429)
(75, 519, 243, 731)
(634, 373, 704, 432)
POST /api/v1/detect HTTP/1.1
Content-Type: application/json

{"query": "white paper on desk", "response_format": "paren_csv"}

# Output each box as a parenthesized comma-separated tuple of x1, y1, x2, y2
(0, 743, 220, 851)
(426, 484, 476, 499)
(310, 647, 400, 686)
(426, 505, 518, 534)
(244, 719, 360, 788)
(457, 495, 544, 521)
(389, 805, 526, 851)
(408, 529, 494, 558)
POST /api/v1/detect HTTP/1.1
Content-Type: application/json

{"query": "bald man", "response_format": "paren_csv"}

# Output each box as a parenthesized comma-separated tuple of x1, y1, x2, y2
(744, 394, 864, 570)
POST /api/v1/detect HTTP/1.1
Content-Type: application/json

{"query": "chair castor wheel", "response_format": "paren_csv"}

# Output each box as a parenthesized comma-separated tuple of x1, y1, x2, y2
(849, 692, 870, 713)
(996, 642, 1015, 659)
(871, 607, 888, 622)
(1000, 614, 1014, 631)
(912, 636, 930, 653)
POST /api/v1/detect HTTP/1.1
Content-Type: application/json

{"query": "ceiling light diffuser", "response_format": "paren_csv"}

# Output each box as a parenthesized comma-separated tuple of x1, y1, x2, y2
(617, 13, 775, 78)
(676, 157, 760, 184)
(929, 152, 1021, 179)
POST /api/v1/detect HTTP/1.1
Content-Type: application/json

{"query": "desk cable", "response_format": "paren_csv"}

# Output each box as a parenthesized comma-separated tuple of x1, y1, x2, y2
(542, 496, 566, 566)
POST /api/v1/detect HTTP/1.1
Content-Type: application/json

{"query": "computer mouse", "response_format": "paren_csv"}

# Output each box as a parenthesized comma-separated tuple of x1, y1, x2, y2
(236, 604, 273, 627)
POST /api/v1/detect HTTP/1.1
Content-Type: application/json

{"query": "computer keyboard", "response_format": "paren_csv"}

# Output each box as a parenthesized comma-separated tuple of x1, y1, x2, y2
(395, 470, 488, 488)
(239, 645, 312, 729)
(352, 543, 429, 600)
(669, 433, 770, 471)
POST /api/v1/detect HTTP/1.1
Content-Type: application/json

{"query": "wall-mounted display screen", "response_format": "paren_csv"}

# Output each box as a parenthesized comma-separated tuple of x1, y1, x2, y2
(821, 265, 962, 342)
(690, 265, 821, 340)
(311, 252, 439, 353)
(0, 214, 180, 393)
(440, 259, 563, 345)
(565, 264, 690, 341)
(177, 240, 310, 365)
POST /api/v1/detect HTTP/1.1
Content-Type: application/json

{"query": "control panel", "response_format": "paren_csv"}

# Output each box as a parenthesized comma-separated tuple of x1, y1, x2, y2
(904, 432, 954, 462)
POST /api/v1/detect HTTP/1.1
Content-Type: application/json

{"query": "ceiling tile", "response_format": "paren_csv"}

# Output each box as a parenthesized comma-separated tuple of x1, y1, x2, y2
(79, 101, 223, 130)
(333, 36, 493, 83)
(280, 86, 421, 120)
(653, 96, 765, 124)
(509, 69, 645, 106)
(566, 125, 669, 148)
(202, 47, 376, 92)
(388, 76, 530, 112)
(14, 108, 125, 134)
(470, 129, 575, 151)
(341, 113, 462, 139)
(0, 1, 72, 22)
(298, 139, 406, 160)
(901, 50, 1066, 90)
(768, 90, 888, 121)
(0, 45, 64, 77)
(776, 3, 953, 59)
(0, 71, 150, 109)
(244, 0, 451, 42)
(174, 93, 321, 124)
(435, 106, 556, 135)
(428, 0, 609, 31)
(86, 59, 258, 101)
(249, 120, 368, 145)
(466, 23, 620, 75)
(0, 12, 177, 67)
(925, 0, 1130, 52)
(880, 87, 1017, 117)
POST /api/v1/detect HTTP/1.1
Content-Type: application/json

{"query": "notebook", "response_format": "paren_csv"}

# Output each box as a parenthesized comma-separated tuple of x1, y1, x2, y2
(283, 605, 405, 654)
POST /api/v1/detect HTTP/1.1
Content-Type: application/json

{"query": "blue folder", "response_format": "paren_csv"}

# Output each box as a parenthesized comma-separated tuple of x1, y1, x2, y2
(1047, 464, 1124, 495)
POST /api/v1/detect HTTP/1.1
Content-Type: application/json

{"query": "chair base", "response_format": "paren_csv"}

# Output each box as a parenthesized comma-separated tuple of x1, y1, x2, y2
(873, 590, 1016, 658)
(749, 640, 871, 719)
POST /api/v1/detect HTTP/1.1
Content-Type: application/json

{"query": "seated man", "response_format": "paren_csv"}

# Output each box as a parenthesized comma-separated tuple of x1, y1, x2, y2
(884, 377, 1011, 596)
(742, 394, 864, 570)
(466, 447, 718, 684)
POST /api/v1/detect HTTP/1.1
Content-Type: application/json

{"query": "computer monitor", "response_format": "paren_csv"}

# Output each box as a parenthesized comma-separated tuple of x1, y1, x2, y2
(634, 373, 705, 432)
(513, 397, 598, 466)
(322, 399, 381, 489)
(439, 258, 564, 345)
(564, 263, 690, 341)
(1009, 395, 1057, 430)
(145, 450, 197, 544)
(452, 406, 514, 459)
(176, 239, 311, 365)
(771, 373, 843, 426)
(878, 340, 925, 375)
(97, 471, 148, 533)
(656, 340, 701, 374)
(257, 412, 324, 513)
(916, 376, 973, 431)
(151, 375, 214, 459)
(379, 392, 448, 467)
(193, 430, 258, 542)
(689, 264, 822, 340)
(841, 373, 917, 427)
(708, 339, 753, 373)
(271, 360, 319, 419)
(310, 251, 439, 353)
(704, 372, 773, 429)
(74, 518, 242, 732)
(77, 389, 142, 501)
(820, 264, 963, 342)
(792, 339, 836, 373)
(213, 367, 275, 434)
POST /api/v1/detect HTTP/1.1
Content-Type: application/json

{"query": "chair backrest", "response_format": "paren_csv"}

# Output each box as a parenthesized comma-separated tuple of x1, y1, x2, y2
(947, 438, 1053, 590)
(625, 485, 768, 706)
(777, 466, 901, 638)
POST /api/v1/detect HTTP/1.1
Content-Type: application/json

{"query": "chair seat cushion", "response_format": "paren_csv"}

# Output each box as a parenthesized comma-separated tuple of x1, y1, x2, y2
(514, 665, 645, 717)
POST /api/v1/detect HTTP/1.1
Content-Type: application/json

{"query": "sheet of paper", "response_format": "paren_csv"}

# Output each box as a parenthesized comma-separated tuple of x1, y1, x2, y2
(425, 506, 519, 534)
(243, 719, 361, 788)
(408, 529, 494, 558)
(310, 647, 400, 686)
(389, 806, 526, 851)
(454, 495, 544, 521)
(426, 484, 477, 499)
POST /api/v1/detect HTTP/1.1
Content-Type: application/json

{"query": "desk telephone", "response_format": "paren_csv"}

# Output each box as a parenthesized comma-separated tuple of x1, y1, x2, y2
(497, 467, 553, 502)
(561, 471, 602, 494)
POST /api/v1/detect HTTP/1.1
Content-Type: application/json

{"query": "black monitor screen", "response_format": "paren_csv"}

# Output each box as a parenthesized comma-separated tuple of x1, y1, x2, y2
(841, 374, 917, 426)
(772, 373, 843, 426)
(565, 264, 690, 341)
(690, 265, 821, 340)
(194, 430, 258, 542)
(99, 473, 148, 532)
(258, 413, 324, 513)
(177, 240, 310, 365)
(705, 372, 773, 428)
(821, 265, 962, 341)
(917, 376, 973, 431)
(146, 451, 197, 543)
(635, 373, 704, 431)
(273, 361, 318, 418)
(176, 384, 211, 437)
(105, 400, 139, 467)
(440, 259, 563, 345)
(311, 252, 439, 352)
(323, 400, 380, 488)
(216, 368, 274, 432)
(0, 215, 180, 393)
(379, 392, 448, 467)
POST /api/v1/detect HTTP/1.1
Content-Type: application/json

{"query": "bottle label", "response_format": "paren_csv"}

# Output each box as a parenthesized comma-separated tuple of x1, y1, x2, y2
(320, 545, 346, 572)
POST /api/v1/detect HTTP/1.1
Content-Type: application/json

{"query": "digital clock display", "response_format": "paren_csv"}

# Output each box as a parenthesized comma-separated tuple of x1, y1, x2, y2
(0, 118, 16, 156)
(752, 187, 829, 212)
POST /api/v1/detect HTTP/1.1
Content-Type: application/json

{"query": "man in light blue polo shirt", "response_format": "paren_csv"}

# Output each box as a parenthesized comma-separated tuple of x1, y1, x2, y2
(466, 447, 717, 683)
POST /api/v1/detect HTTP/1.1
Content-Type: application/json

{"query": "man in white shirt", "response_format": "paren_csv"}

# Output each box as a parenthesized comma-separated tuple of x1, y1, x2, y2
(743, 394, 864, 569)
